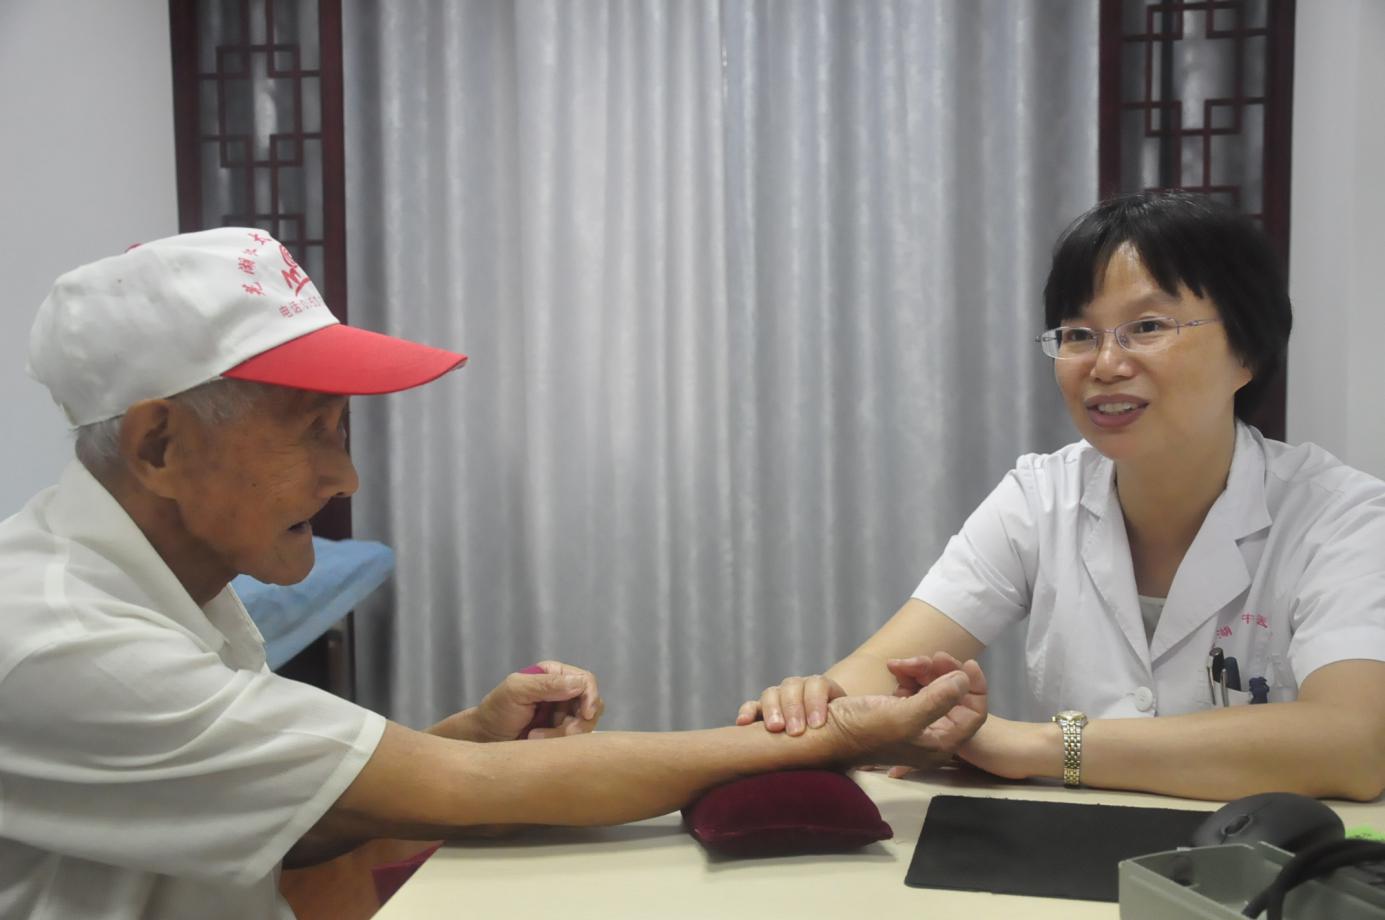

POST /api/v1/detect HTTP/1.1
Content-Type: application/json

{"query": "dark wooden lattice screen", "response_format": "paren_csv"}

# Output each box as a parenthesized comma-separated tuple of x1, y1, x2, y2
(1099, 0, 1295, 439)
(170, 0, 354, 694)
(171, 0, 348, 534)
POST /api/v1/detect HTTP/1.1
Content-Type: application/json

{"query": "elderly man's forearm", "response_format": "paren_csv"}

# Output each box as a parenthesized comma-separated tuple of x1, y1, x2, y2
(313, 720, 845, 843)
(468, 727, 845, 825)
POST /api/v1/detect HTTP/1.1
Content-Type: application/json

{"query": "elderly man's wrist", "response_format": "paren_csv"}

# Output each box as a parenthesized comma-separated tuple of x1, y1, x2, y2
(428, 707, 485, 742)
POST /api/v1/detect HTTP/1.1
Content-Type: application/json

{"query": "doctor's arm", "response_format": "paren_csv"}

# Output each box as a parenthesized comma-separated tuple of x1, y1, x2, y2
(958, 658, 1385, 801)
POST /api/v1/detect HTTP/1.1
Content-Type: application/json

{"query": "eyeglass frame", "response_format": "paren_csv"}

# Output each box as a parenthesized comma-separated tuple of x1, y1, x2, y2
(1035, 315, 1223, 360)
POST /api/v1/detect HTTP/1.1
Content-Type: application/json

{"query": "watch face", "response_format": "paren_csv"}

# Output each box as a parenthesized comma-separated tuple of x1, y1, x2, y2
(1056, 710, 1087, 724)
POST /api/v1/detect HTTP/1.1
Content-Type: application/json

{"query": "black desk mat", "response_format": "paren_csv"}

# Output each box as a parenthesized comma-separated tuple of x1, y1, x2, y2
(905, 795, 1213, 902)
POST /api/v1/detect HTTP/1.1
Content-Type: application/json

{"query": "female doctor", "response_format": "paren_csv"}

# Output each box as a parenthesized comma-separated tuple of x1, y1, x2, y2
(739, 191, 1385, 802)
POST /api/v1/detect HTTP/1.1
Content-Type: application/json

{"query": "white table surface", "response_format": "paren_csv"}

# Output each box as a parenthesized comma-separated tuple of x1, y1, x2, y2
(374, 767, 1385, 919)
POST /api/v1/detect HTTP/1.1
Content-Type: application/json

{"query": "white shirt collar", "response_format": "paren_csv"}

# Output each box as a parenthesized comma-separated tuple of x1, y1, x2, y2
(1080, 421, 1272, 541)
(46, 461, 266, 669)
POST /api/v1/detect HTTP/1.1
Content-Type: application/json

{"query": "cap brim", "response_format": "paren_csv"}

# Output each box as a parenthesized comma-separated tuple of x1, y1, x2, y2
(222, 324, 467, 395)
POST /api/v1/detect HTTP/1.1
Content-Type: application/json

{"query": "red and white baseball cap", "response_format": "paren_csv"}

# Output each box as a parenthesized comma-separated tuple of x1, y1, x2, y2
(27, 227, 467, 426)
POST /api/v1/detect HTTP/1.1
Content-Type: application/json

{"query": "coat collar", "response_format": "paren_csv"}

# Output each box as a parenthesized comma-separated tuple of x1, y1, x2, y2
(1080, 423, 1273, 664)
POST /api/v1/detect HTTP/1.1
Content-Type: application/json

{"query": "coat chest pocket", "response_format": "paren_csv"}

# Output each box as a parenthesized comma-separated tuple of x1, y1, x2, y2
(1209, 605, 1289, 703)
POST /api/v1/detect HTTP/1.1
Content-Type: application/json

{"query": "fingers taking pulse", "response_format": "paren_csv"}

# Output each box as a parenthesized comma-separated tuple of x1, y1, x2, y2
(736, 674, 846, 735)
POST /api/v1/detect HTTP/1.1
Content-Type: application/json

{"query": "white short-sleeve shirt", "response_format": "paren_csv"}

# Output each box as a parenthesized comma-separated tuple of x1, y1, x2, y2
(0, 462, 387, 919)
(914, 423, 1385, 722)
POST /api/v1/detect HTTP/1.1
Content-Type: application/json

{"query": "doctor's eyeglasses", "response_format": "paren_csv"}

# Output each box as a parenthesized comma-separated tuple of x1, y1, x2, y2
(1036, 316, 1223, 360)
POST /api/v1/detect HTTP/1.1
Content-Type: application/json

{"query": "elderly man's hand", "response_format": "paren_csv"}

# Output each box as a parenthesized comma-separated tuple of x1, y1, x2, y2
(868, 652, 989, 778)
(820, 669, 972, 763)
(429, 661, 604, 744)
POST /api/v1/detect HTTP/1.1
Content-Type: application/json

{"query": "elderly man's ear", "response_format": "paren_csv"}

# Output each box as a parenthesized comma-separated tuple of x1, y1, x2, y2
(118, 399, 193, 499)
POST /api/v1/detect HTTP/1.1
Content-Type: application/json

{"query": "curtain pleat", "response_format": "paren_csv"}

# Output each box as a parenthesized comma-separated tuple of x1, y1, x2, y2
(343, 0, 1097, 730)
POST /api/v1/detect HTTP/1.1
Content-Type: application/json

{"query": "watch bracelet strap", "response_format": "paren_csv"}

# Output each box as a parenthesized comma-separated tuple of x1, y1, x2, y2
(1058, 719, 1083, 787)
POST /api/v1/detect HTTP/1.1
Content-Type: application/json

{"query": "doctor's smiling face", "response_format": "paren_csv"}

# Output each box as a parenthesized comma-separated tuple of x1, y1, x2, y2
(1053, 242, 1251, 466)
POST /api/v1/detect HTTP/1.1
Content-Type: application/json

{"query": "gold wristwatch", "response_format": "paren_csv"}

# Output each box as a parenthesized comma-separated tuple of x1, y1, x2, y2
(1051, 710, 1088, 788)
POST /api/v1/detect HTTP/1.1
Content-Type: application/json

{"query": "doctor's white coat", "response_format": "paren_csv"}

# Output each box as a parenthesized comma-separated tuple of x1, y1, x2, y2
(914, 423, 1385, 722)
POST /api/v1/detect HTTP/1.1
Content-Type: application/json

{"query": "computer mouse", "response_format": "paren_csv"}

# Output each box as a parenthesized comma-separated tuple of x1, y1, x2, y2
(1190, 792, 1345, 851)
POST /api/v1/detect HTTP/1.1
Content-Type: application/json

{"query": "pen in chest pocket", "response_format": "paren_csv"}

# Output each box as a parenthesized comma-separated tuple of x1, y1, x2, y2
(1207, 647, 1226, 706)
(1223, 657, 1241, 692)
(1205, 647, 1247, 706)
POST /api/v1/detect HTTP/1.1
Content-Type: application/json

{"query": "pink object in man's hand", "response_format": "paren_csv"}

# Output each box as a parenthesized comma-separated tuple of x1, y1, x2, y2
(517, 665, 557, 739)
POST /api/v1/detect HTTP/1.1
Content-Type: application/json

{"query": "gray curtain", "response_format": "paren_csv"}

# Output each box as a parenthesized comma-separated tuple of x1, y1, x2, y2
(343, 0, 1096, 731)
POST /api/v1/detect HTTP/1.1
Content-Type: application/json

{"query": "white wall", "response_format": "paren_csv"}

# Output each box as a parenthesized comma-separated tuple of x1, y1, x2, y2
(0, 1, 178, 516)
(1287, 0, 1385, 480)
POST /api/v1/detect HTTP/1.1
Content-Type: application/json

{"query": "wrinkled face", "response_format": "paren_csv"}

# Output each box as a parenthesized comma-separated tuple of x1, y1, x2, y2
(168, 388, 357, 587)
(1054, 244, 1252, 465)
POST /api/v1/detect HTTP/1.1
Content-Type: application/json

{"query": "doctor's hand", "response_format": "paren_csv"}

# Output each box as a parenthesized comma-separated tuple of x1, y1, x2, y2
(428, 660, 604, 744)
(868, 652, 990, 779)
(736, 674, 848, 735)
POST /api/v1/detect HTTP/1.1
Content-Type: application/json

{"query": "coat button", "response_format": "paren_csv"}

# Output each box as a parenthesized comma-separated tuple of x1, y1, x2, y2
(1133, 686, 1156, 712)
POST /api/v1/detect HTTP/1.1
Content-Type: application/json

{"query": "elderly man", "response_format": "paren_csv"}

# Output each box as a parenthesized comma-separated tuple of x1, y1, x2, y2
(0, 229, 985, 919)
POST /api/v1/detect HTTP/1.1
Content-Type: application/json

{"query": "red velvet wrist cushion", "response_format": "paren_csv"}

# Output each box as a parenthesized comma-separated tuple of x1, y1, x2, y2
(682, 770, 892, 857)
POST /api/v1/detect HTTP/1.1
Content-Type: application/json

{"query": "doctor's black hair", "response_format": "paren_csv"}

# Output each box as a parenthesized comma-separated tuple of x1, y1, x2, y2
(1042, 190, 1293, 423)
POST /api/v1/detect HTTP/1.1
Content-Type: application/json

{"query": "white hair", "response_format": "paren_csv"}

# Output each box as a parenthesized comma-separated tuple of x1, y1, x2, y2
(74, 378, 279, 476)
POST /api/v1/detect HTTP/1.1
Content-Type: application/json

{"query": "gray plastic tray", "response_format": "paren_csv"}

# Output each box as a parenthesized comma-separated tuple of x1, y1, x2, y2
(1119, 842, 1385, 920)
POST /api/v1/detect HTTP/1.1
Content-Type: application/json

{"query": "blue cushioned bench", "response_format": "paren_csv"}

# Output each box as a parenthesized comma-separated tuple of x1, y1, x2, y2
(231, 536, 395, 670)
